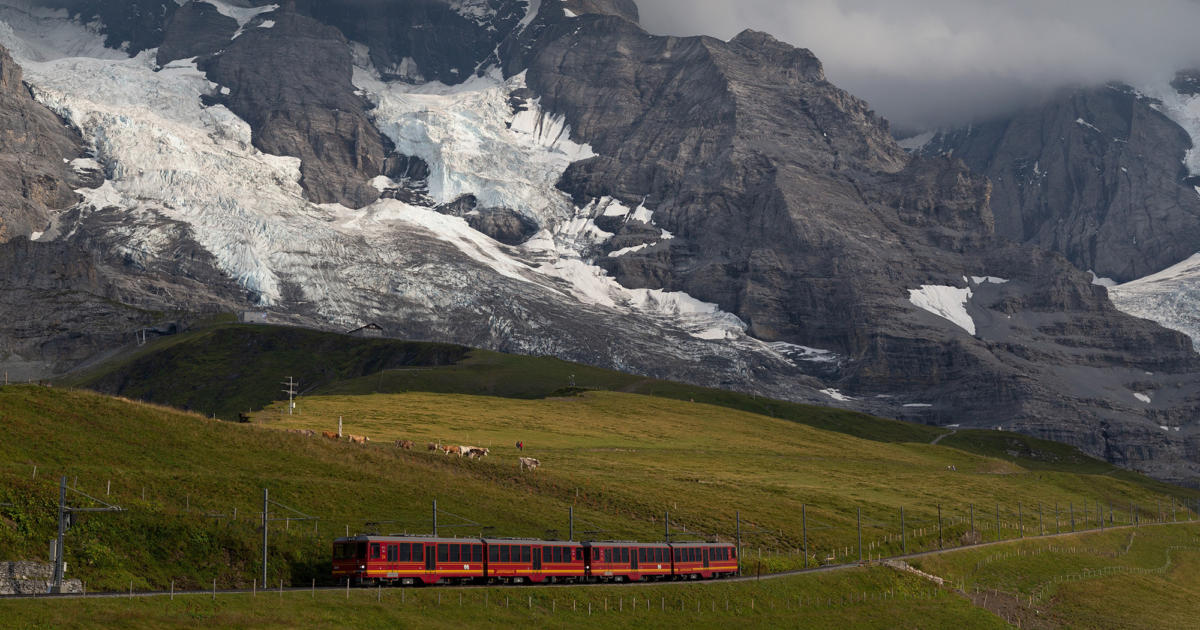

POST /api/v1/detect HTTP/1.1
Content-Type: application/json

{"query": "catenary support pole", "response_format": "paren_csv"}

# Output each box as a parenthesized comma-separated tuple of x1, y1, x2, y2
(51, 476, 66, 593)
(262, 488, 269, 587)
(857, 507, 863, 564)
(802, 504, 808, 568)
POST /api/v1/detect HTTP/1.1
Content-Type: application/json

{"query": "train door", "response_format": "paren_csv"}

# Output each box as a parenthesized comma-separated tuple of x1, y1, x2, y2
(425, 544, 436, 572)
(703, 548, 710, 568)
(631, 548, 639, 571)
(533, 545, 542, 572)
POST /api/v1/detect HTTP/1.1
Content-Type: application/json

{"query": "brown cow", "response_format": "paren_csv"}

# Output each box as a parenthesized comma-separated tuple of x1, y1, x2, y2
(463, 446, 490, 459)
(395, 439, 414, 450)
(347, 434, 369, 445)
(322, 431, 339, 440)
(427, 442, 440, 451)
(444, 445, 463, 456)
(519, 457, 540, 471)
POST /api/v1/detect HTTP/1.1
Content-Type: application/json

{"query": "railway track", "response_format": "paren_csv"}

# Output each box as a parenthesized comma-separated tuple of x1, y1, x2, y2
(1, 520, 1193, 601)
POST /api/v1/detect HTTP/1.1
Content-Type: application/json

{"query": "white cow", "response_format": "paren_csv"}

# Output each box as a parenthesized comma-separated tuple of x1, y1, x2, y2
(519, 457, 540, 471)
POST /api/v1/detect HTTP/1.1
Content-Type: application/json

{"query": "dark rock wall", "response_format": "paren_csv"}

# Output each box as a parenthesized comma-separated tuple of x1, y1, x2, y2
(199, 10, 389, 208)
(0, 45, 84, 243)
(155, 1, 238, 66)
(923, 85, 1200, 283)
(40, 0, 177, 55)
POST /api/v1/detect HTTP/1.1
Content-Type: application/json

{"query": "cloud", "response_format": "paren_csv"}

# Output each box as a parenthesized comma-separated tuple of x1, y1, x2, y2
(635, 0, 1200, 130)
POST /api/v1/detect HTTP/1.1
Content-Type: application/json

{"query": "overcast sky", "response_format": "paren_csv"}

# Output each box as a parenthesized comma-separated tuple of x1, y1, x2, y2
(636, 0, 1200, 132)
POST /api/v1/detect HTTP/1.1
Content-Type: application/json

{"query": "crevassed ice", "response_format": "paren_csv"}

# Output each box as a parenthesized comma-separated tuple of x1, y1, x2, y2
(0, 10, 810, 352)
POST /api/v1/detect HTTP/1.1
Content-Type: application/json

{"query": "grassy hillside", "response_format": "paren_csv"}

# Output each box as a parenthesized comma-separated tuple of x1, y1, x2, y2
(63, 325, 470, 420)
(0, 566, 1003, 630)
(4, 525, 1199, 629)
(0, 384, 1194, 596)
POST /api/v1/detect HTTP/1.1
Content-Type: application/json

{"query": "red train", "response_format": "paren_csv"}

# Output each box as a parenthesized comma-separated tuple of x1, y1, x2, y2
(332, 536, 738, 586)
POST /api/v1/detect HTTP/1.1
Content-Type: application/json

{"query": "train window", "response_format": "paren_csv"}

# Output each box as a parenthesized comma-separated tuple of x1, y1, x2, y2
(387, 545, 397, 562)
(551, 547, 560, 563)
(543, 547, 551, 562)
(473, 545, 483, 563)
(437, 544, 448, 562)
(399, 544, 410, 562)
(489, 545, 498, 562)
(522, 546, 531, 563)
(502, 546, 512, 562)
(621, 548, 629, 563)
(449, 545, 460, 562)
(414, 544, 424, 562)
(370, 543, 381, 559)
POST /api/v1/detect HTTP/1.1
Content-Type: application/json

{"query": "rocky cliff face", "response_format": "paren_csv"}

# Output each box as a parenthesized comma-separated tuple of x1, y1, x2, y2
(919, 85, 1200, 283)
(198, 9, 391, 208)
(155, 1, 236, 67)
(508, 9, 1200, 482)
(0, 44, 82, 243)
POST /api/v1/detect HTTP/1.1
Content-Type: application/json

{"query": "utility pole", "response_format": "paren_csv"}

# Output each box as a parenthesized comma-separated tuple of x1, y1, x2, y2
(52, 477, 66, 593)
(857, 507, 863, 564)
(901, 506, 906, 555)
(50, 477, 121, 593)
(262, 488, 269, 586)
(802, 504, 808, 568)
(282, 377, 297, 415)
(569, 506, 574, 541)
(664, 511, 670, 543)
(432, 499, 438, 537)
(735, 511, 742, 576)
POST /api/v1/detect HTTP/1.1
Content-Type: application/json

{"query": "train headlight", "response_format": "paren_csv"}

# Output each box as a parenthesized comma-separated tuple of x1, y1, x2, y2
(359, 565, 365, 570)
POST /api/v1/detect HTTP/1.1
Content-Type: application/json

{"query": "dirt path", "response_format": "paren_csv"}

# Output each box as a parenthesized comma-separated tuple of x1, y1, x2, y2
(931, 428, 957, 445)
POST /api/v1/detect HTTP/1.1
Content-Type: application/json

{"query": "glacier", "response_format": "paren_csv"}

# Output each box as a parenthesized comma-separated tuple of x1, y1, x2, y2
(0, 3, 832, 391)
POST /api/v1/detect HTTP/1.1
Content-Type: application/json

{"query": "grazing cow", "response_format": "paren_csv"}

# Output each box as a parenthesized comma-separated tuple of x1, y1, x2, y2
(301, 430, 316, 438)
(395, 439, 415, 450)
(347, 434, 369, 445)
(465, 446, 490, 459)
(444, 445, 463, 456)
(322, 431, 339, 440)
(427, 442, 439, 451)
(519, 457, 540, 471)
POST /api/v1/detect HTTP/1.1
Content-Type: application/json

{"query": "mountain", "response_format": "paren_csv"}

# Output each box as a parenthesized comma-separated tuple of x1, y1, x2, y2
(914, 81, 1200, 285)
(1, 0, 1200, 483)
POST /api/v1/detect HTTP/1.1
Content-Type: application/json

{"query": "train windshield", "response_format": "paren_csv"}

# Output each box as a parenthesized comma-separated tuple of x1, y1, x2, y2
(334, 542, 366, 560)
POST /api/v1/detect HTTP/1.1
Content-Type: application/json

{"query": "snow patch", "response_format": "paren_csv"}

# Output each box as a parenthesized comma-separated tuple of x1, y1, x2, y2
(903, 403, 933, 408)
(909, 285, 975, 335)
(1135, 392, 1152, 404)
(1088, 270, 1118, 288)
(1074, 118, 1101, 133)
(820, 388, 854, 402)
(897, 131, 935, 151)
(1141, 79, 1200, 175)
(29, 230, 43, 241)
(202, 1, 278, 28)
(257, 20, 274, 29)
(970, 276, 1008, 285)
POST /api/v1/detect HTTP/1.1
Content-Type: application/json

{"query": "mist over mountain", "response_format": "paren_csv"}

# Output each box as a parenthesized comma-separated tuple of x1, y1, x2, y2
(638, 0, 1200, 130)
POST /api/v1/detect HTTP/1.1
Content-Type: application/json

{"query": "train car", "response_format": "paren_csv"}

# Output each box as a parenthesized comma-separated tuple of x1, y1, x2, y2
(484, 538, 585, 584)
(584, 542, 673, 582)
(332, 535, 486, 585)
(668, 542, 738, 579)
